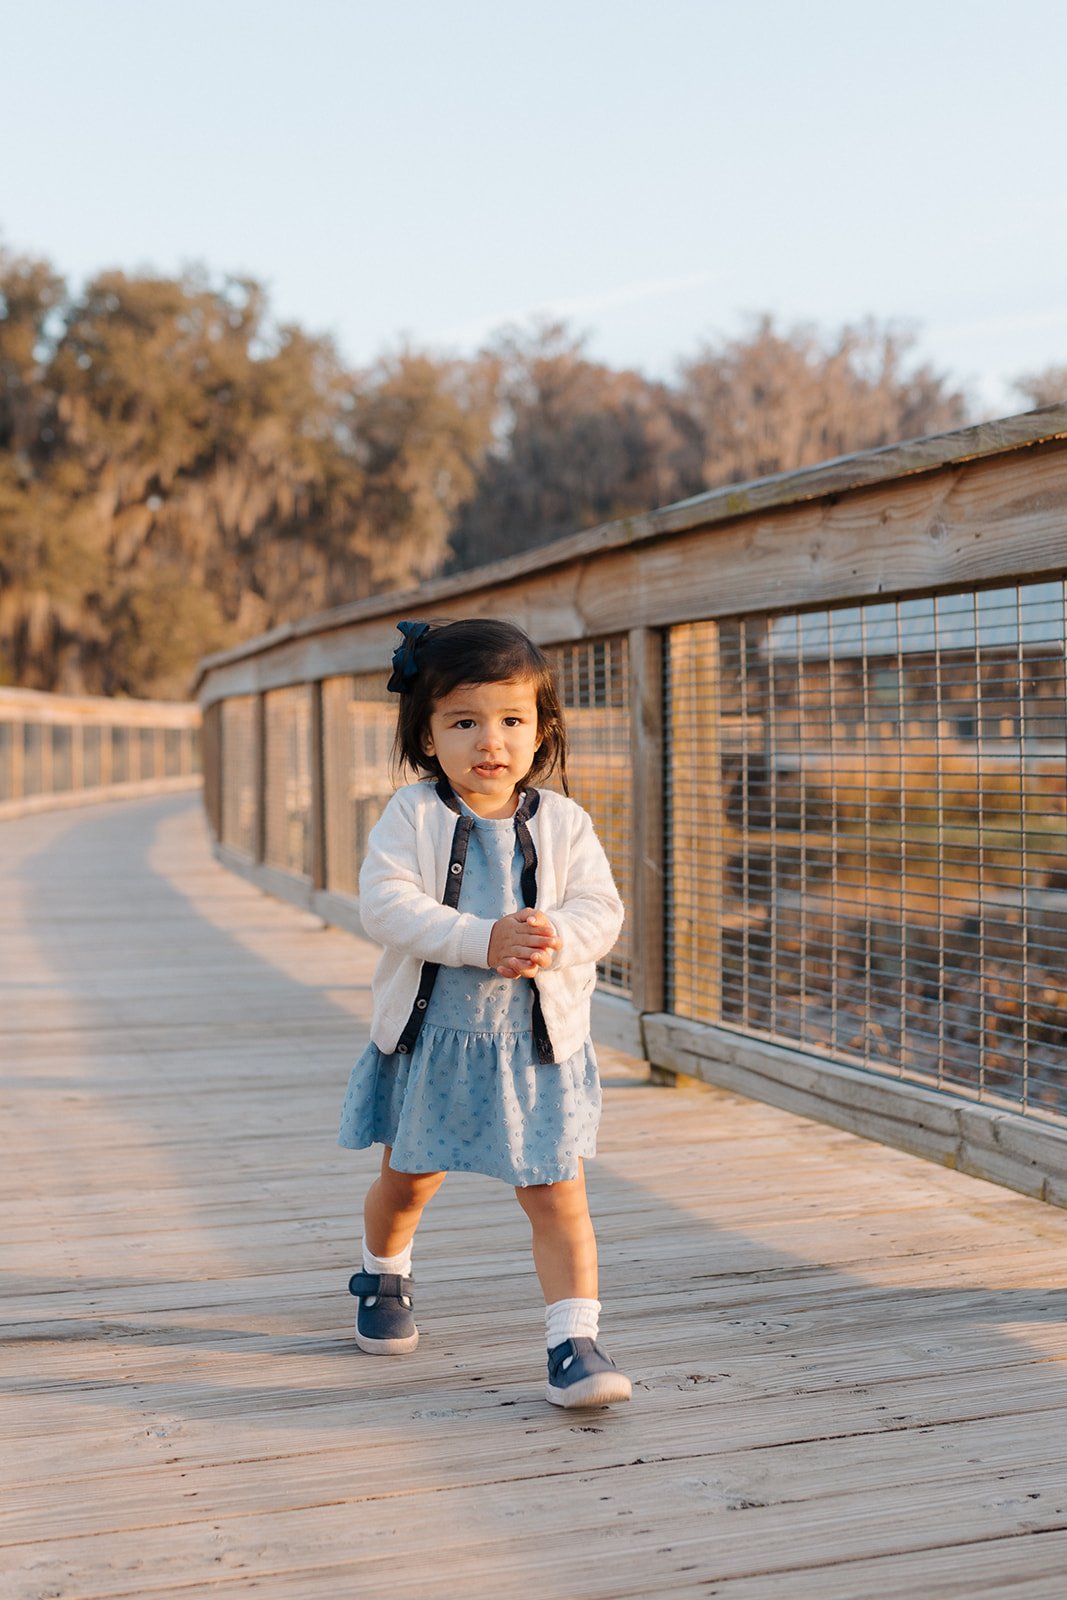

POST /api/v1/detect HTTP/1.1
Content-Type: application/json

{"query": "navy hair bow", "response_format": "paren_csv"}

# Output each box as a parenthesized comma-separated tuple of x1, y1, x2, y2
(387, 620, 431, 693)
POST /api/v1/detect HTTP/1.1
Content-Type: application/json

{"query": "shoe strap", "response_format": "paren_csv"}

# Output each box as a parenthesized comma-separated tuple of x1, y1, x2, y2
(348, 1270, 414, 1299)
(547, 1337, 615, 1380)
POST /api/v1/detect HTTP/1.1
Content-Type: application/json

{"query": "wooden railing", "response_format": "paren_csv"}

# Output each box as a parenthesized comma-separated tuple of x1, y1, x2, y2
(194, 405, 1067, 1206)
(0, 688, 201, 819)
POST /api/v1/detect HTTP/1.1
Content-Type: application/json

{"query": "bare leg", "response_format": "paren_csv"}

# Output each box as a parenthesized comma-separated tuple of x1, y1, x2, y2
(363, 1146, 447, 1257)
(514, 1160, 598, 1303)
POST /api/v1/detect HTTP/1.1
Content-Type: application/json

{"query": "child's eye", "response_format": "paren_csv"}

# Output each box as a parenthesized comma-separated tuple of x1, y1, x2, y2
(453, 719, 475, 729)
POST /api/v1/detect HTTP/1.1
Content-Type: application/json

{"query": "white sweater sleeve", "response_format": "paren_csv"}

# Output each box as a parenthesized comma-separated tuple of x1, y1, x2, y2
(358, 796, 495, 968)
(541, 805, 625, 970)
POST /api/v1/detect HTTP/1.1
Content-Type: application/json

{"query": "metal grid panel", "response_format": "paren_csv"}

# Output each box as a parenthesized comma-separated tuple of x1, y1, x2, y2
(164, 728, 183, 777)
(547, 636, 632, 996)
(82, 726, 102, 788)
(322, 672, 394, 896)
(220, 696, 258, 858)
(50, 726, 73, 792)
(0, 724, 16, 800)
(199, 704, 222, 840)
(21, 724, 44, 796)
(264, 685, 313, 878)
(0, 712, 198, 802)
(109, 727, 130, 784)
(667, 579, 1067, 1122)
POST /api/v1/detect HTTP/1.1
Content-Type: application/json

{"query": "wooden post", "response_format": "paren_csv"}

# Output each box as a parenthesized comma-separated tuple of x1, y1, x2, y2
(629, 627, 665, 1017)
(309, 680, 327, 890)
(667, 621, 724, 1025)
(10, 723, 23, 801)
(198, 706, 217, 839)
(71, 723, 84, 793)
(254, 693, 267, 866)
(40, 724, 54, 795)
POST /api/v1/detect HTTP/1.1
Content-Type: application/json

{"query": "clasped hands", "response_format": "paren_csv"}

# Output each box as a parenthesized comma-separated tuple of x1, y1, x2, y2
(487, 908, 561, 980)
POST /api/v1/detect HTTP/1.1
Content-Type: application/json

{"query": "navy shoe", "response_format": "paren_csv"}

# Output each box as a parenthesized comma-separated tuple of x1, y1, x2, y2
(546, 1338, 633, 1407)
(348, 1270, 418, 1354)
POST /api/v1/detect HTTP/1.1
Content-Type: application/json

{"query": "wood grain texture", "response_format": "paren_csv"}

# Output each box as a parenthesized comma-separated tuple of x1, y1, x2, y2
(642, 1014, 1067, 1207)
(196, 417, 1067, 708)
(0, 687, 199, 727)
(628, 627, 666, 1015)
(194, 408, 1067, 698)
(3, 792, 1067, 1599)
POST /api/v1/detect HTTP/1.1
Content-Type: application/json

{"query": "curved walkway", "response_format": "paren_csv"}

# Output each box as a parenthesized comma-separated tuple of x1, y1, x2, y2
(3, 793, 1067, 1599)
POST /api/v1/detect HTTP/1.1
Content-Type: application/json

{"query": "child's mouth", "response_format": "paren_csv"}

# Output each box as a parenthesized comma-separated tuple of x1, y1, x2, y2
(473, 763, 506, 776)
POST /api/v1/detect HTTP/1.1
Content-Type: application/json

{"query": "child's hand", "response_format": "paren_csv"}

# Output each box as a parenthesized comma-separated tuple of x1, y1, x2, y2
(488, 909, 560, 980)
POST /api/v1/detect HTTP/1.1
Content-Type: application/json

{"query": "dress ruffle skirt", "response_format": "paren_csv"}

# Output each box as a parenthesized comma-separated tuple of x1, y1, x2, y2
(337, 1024, 601, 1186)
(337, 796, 603, 1186)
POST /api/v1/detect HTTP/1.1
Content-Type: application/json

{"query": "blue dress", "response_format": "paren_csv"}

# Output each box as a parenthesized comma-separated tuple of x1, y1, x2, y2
(337, 798, 602, 1186)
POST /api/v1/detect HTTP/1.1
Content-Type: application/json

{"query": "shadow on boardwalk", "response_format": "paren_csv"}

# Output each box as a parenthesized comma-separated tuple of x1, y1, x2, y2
(2, 793, 1067, 1599)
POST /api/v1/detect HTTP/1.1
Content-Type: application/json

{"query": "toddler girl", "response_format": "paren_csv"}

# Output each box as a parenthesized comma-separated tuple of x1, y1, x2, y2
(338, 617, 632, 1407)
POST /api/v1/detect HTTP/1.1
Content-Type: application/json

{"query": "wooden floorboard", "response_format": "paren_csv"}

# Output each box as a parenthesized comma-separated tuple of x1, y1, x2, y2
(2, 792, 1067, 1600)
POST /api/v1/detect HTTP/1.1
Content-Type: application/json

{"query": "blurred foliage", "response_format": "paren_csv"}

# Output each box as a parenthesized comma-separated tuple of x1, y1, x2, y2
(0, 249, 495, 697)
(1, 243, 1057, 698)
(1015, 366, 1067, 408)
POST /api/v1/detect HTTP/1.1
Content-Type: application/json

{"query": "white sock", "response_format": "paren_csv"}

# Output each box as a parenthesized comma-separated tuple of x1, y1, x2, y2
(361, 1236, 413, 1278)
(545, 1297, 601, 1349)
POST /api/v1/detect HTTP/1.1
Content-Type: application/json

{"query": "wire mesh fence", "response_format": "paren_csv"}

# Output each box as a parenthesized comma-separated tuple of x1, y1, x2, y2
(220, 695, 258, 859)
(0, 696, 201, 809)
(547, 636, 632, 996)
(264, 686, 313, 877)
(199, 580, 1067, 1128)
(322, 672, 395, 895)
(667, 579, 1067, 1122)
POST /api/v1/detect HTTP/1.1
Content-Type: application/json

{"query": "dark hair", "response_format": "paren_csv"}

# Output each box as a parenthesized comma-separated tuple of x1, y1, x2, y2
(391, 618, 569, 794)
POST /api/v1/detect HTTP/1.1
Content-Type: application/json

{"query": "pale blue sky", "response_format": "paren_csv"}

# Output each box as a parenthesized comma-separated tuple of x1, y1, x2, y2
(3, 0, 1066, 414)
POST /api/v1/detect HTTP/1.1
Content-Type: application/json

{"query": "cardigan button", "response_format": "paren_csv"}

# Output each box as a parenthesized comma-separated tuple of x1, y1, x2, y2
(397, 1044, 409, 1054)
(450, 862, 462, 875)
(416, 998, 427, 1009)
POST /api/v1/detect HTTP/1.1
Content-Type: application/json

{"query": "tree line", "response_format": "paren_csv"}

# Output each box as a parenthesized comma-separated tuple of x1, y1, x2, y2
(0, 244, 1060, 699)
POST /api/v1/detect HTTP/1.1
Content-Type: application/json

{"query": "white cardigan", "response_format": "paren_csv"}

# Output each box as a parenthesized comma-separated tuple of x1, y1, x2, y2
(358, 779, 625, 1063)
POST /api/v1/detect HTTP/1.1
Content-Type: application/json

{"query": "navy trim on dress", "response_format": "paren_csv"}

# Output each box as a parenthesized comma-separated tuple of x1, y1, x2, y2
(512, 793, 555, 1065)
(393, 778, 557, 1063)
(393, 797, 473, 1055)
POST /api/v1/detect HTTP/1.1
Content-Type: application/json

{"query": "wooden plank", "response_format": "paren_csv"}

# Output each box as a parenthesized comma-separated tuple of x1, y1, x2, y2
(0, 687, 200, 727)
(307, 679, 326, 892)
(5, 1457, 1067, 1600)
(643, 1013, 1067, 1206)
(628, 627, 665, 1016)
(253, 692, 267, 866)
(4, 791, 1067, 1598)
(193, 408, 1067, 695)
(5, 1408, 1067, 1547)
(0, 775, 201, 823)
(196, 428, 1067, 704)
(667, 623, 724, 1023)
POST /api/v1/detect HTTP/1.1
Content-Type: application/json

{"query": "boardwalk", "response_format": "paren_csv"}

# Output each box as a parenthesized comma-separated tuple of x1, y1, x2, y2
(3, 792, 1067, 1599)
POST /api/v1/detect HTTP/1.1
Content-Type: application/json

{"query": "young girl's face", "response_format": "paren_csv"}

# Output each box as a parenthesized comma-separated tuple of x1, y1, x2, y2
(424, 677, 541, 818)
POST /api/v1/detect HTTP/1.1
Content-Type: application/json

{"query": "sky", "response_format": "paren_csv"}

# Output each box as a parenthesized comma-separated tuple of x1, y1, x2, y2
(3, 0, 1066, 416)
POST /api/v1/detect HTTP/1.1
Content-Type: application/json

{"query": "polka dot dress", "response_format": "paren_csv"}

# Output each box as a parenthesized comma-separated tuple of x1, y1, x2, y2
(338, 798, 602, 1186)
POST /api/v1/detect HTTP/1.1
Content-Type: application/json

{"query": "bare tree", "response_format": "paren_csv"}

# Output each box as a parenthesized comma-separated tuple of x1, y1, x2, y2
(678, 314, 968, 488)
(1014, 367, 1067, 408)
(447, 321, 702, 570)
